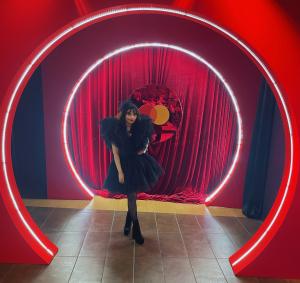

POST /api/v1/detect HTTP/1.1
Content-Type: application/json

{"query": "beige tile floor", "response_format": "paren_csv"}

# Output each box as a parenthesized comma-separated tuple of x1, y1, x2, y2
(22, 196, 245, 216)
(0, 197, 298, 283)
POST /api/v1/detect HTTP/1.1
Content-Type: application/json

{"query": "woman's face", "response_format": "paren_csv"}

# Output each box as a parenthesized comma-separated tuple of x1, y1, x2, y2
(125, 109, 137, 125)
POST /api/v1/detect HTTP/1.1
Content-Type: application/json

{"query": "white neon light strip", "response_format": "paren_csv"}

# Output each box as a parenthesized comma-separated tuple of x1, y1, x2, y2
(1, 6, 292, 264)
(63, 43, 242, 201)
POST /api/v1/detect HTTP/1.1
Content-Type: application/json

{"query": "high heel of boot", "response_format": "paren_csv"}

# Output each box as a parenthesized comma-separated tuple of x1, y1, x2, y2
(123, 212, 132, 236)
(132, 219, 144, 245)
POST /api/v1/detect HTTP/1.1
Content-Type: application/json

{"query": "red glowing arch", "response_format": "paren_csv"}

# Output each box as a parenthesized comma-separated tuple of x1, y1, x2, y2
(0, 5, 298, 278)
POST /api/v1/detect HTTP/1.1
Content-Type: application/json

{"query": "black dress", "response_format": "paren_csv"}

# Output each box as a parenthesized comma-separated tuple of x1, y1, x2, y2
(100, 115, 164, 194)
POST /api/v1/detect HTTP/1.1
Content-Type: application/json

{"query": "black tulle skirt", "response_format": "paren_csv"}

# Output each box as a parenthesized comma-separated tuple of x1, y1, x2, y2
(103, 152, 164, 194)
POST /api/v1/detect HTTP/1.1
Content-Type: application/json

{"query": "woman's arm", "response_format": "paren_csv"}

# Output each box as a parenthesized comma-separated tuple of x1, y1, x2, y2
(112, 143, 124, 183)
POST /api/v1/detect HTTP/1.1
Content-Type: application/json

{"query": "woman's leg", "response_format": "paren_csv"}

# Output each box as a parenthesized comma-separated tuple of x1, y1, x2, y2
(127, 192, 137, 221)
(127, 192, 144, 244)
(123, 192, 135, 236)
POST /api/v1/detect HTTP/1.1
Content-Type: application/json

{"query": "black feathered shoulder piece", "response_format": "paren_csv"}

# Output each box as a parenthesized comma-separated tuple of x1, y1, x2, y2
(99, 117, 121, 150)
(132, 114, 154, 152)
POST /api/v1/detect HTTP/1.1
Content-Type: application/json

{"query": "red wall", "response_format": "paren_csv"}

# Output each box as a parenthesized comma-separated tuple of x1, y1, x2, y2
(1, 0, 299, 98)
(1, 1, 298, 206)
(41, 13, 262, 205)
(1, 1, 300, 276)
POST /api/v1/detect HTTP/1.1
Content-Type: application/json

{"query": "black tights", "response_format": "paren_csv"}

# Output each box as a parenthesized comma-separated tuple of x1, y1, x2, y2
(127, 192, 137, 221)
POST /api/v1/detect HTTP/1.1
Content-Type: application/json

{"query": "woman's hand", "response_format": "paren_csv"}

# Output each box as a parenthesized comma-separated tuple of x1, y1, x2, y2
(112, 144, 125, 184)
(118, 172, 125, 184)
(137, 138, 149, 155)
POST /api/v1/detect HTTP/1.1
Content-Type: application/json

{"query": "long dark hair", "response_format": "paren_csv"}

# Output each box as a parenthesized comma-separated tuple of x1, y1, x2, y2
(118, 99, 141, 127)
(113, 99, 152, 150)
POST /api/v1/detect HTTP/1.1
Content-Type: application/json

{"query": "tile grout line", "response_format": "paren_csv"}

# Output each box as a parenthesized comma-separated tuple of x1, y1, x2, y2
(194, 214, 216, 253)
(39, 207, 62, 244)
(39, 208, 56, 231)
(194, 215, 229, 282)
(38, 207, 56, 230)
(235, 215, 254, 236)
(211, 217, 241, 250)
(221, 223, 242, 250)
(100, 209, 116, 283)
(0, 208, 274, 283)
(59, 210, 76, 233)
(175, 213, 197, 283)
(215, 257, 230, 283)
(154, 212, 166, 283)
(193, 214, 208, 234)
(67, 215, 90, 283)
(40, 207, 62, 258)
(133, 227, 135, 283)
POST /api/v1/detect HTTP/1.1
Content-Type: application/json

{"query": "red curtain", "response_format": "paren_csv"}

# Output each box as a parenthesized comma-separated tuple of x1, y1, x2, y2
(68, 47, 237, 203)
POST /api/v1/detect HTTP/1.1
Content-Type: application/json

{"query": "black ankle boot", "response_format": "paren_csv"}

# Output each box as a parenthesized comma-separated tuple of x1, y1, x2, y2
(132, 218, 144, 245)
(123, 212, 132, 236)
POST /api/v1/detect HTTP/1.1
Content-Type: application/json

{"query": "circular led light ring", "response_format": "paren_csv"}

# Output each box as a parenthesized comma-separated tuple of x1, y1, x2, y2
(63, 43, 242, 201)
(1, 6, 292, 264)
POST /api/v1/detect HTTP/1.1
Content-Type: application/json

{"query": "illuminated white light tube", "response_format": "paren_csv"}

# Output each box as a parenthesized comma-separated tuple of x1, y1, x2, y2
(63, 43, 242, 202)
(1, 6, 292, 264)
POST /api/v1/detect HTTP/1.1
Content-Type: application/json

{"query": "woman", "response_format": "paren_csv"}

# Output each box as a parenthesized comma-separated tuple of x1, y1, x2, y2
(100, 99, 164, 244)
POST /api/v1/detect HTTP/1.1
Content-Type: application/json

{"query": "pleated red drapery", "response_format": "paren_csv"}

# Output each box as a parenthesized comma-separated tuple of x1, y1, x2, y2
(68, 47, 237, 203)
